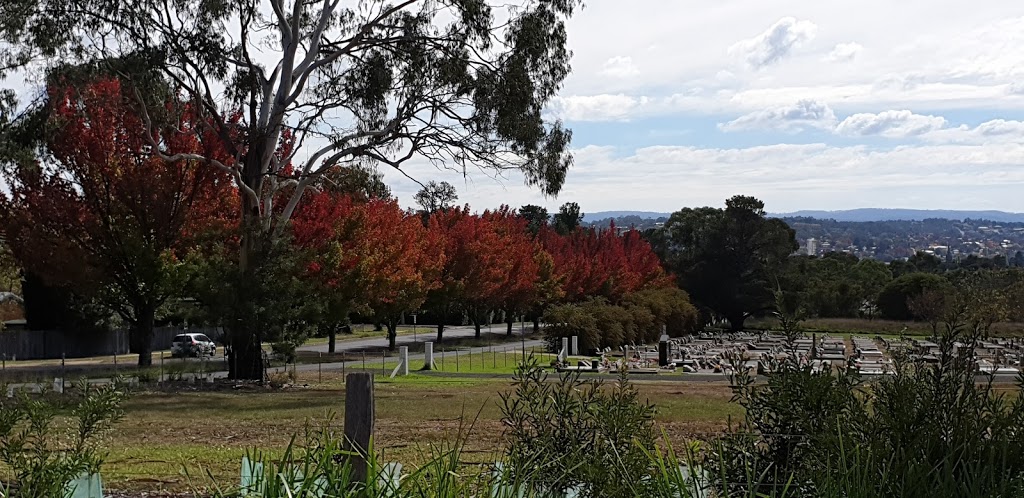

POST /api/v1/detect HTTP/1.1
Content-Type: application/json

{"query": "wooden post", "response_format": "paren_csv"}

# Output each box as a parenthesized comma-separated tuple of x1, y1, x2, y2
(344, 373, 375, 483)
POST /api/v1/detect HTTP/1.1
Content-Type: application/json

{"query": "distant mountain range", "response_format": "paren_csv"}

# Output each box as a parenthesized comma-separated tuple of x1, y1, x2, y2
(583, 209, 1024, 224)
(581, 211, 670, 222)
(773, 209, 1024, 223)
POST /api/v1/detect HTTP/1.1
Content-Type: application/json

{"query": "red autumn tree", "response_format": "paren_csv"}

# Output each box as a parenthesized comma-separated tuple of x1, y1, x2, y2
(0, 78, 235, 366)
(423, 207, 471, 343)
(426, 206, 549, 339)
(482, 206, 540, 336)
(355, 199, 442, 350)
(541, 223, 671, 304)
(290, 192, 362, 353)
(540, 226, 603, 302)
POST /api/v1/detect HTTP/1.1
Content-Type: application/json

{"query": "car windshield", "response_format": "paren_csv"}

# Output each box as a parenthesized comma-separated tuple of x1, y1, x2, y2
(195, 335, 211, 342)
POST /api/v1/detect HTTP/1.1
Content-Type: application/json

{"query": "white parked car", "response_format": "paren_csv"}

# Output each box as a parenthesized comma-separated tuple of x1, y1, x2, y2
(171, 333, 217, 358)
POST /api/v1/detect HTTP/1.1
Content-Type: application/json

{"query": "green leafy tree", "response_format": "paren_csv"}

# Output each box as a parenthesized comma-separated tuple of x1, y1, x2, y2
(0, 244, 22, 326)
(0, 243, 20, 297)
(2, 0, 581, 378)
(518, 204, 550, 236)
(317, 165, 392, 201)
(413, 181, 459, 215)
(908, 251, 945, 273)
(663, 196, 798, 331)
(951, 270, 1012, 339)
(552, 202, 583, 235)
(782, 253, 893, 318)
(877, 272, 954, 321)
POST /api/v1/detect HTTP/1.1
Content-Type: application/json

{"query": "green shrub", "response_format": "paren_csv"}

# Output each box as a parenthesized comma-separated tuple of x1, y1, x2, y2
(499, 359, 658, 497)
(270, 341, 297, 363)
(0, 379, 127, 498)
(714, 321, 1024, 498)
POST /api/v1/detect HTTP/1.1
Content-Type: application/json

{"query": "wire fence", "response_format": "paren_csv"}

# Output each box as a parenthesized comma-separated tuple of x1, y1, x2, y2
(1, 344, 555, 390)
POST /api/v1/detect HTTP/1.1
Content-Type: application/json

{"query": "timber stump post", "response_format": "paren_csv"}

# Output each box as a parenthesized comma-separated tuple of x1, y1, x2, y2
(344, 373, 374, 483)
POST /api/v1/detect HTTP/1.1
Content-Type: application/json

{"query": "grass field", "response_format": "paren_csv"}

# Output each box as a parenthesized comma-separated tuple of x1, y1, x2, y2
(97, 371, 740, 492)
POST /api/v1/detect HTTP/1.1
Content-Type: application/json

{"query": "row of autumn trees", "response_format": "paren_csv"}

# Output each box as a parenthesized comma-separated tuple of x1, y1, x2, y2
(0, 78, 698, 368)
(1, 0, 585, 379)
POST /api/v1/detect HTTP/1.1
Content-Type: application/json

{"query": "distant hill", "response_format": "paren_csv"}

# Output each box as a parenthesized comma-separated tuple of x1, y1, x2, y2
(582, 211, 671, 223)
(585, 208, 1024, 224)
(773, 209, 1024, 223)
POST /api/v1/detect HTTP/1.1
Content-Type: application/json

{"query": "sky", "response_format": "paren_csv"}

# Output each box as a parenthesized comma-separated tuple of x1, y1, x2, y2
(386, 1, 1024, 215)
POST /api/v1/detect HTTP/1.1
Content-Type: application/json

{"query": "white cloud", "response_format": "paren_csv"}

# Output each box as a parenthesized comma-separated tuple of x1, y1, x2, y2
(599, 56, 639, 78)
(1008, 82, 1024, 95)
(873, 73, 926, 91)
(548, 94, 647, 121)
(975, 119, 1024, 136)
(826, 42, 863, 62)
(720, 100, 837, 132)
(383, 138, 1024, 214)
(729, 17, 818, 69)
(836, 110, 947, 138)
(922, 119, 1024, 144)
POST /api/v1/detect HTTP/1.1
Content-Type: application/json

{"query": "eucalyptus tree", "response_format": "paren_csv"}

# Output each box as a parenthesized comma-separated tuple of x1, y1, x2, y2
(2, 0, 580, 377)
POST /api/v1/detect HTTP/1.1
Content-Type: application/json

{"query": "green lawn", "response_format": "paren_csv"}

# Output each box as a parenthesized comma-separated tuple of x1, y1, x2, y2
(426, 350, 555, 375)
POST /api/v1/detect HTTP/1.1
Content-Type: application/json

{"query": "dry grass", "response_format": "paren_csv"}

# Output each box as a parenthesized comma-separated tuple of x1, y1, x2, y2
(99, 374, 739, 492)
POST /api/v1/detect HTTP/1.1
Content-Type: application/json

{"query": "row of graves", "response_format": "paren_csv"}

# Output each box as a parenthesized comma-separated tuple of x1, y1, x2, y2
(879, 337, 1023, 374)
(850, 336, 891, 375)
(558, 333, 1024, 377)
(555, 332, 852, 376)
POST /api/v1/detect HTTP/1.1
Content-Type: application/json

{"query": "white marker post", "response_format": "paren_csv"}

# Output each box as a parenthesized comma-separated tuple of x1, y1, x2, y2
(424, 341, 436, 370)
(390, 346, 409, 378)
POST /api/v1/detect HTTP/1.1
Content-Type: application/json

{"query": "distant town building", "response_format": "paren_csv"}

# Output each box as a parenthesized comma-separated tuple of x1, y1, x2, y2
(806, 238, 817, 256)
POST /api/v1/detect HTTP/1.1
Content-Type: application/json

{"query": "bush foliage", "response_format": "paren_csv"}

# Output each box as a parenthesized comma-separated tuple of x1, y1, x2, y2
(543, 287, 699, 353)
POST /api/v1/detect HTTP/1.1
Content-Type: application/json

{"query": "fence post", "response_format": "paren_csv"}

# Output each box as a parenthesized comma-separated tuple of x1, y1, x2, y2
(344, 373, 375, 483)
(318, 352, 322, 383)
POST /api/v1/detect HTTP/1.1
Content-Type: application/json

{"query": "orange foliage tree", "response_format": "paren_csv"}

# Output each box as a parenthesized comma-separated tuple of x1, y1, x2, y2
(355, 200, 442, 350)
(0, 78, 235, 366)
